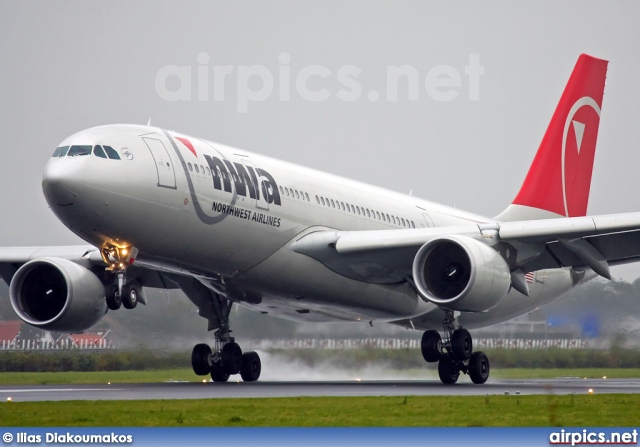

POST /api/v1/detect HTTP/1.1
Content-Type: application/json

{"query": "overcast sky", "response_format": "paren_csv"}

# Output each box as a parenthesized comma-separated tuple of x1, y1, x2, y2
(1, 1, 639, 277)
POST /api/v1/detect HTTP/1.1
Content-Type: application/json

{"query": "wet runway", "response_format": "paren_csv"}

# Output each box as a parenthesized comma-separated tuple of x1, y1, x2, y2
(1, 378, 639, 402)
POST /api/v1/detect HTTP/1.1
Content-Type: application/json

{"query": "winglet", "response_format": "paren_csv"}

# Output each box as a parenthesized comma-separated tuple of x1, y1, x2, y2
(495, 54, 608, 222)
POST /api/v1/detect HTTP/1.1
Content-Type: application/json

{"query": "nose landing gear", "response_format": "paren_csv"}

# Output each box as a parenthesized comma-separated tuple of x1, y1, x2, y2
(101, 244, 141, 311)
(420, 310, 490, 385)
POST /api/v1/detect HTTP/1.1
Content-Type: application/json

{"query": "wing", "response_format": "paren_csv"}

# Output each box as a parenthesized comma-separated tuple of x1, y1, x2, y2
(0, 245, 177, 292)
(0, 245, 229, 334)
(0, 246, 99, 285)
(290, 212, 640, 284)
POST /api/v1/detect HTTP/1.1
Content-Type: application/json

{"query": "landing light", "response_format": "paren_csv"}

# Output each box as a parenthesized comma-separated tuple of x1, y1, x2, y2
(202, 380, 207, 383)
(121, 249, 128, 255)
(6, 397, 11, 402)
(603, 376, 607, 379)
(588, 388, 594, 394)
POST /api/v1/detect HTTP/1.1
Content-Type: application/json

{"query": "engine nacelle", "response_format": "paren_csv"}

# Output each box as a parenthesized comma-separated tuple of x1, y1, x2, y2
(10, 257, 107, 332)
(412, 235, 511, 312)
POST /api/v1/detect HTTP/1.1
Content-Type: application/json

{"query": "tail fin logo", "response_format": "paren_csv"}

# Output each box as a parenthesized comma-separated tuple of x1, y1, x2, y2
(561, 96, 601, 217)
(497, 54, 607, 222)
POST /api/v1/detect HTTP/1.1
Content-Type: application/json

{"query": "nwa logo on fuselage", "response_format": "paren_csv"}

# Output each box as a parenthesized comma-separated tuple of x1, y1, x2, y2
(204, 155, 281, 206)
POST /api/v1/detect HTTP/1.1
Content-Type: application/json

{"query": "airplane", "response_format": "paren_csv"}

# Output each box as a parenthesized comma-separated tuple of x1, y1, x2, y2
(2, 53, 637, 385)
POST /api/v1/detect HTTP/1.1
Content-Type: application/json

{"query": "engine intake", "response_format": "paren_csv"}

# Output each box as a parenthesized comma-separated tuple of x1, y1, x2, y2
(412, 235, 511, 312)
(10, 258, 107, 332)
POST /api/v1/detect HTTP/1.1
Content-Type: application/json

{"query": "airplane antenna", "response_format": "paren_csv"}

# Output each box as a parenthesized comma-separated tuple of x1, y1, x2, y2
(147, 118, 152, 126)
(409, 189, 413, 196)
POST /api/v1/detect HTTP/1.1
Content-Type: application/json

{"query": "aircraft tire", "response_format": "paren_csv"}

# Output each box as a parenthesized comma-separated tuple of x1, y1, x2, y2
(211, 360, 230, 382)
(240, 351, 261, 382)
(106, 287, 122, 311)
(468, 351, 490, 384)
(221, 342, 243, 375)
(451, 328, 472, 361)
(437, 355, 459, 384)
(421, 330, 442, 363)
(191, 343, 213, 376)
(122, 285, 138, 309)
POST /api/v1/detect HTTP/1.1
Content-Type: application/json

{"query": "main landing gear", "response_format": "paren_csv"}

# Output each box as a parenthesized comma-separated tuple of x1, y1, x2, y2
(191, 322, 261, 383)
(183, 279, 261, 383)
(420, 311, 490, 385)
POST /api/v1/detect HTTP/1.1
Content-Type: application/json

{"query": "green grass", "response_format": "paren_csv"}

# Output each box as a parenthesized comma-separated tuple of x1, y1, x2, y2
(0, 395, 638, 426)
(492, 368, 640, 379)
(1, 369, 638, 426)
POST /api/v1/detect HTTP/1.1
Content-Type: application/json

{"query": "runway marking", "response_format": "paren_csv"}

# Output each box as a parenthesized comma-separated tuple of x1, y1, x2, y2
(0, 388, 123, 393)
(2, 380, 640, 401)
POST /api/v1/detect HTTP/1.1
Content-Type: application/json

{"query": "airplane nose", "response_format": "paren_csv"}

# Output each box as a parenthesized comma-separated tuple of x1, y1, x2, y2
(42, 158, 86, 207)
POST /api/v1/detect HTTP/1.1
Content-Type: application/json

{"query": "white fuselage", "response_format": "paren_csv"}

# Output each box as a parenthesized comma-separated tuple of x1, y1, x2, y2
(42, 124, 580, 330)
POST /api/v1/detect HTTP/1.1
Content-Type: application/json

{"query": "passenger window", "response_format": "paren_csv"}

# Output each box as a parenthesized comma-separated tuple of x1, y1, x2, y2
(67, 145, 92, 157)
(376, 211, 381, 220)
(305, 192, 310, 201)
(295, 190, 300, 199)
(330, 199, 335, 208)
(382, 214, 386, 222)
(188, 163, 193, 171)
(366, 209, 371, 218)
(351, 204, 355, 213)
(200, 165, 205, 173)
(315, 195, 320, 204)
(93, 145, 107, 158)
(341, 202, 345, 211)
(103, 146, 121, 160)
(52, 146, 69, 157)
(401, 218, 406, 227)
(279, 186, 284, 195)
(321, 197, 325, 206)
(194, 165, 200, 173)
(411, 221, 415, 228)
(285, 188, 290, 196)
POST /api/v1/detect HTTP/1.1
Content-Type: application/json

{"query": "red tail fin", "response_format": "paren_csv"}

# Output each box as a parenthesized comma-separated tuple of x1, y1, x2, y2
(495, 54, 608, 221)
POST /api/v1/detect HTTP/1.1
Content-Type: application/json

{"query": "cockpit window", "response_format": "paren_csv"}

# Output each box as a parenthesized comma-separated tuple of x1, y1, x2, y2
(93, 145, 107, 159)
(67, 145, 92, 157)
(52, 146, 69, 157)
(103, 145, 121, 160)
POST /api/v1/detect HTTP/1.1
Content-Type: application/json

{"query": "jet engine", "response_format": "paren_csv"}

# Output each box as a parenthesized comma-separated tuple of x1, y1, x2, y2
(412, 235, 511, 312)
(9, 257, 107, 332)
